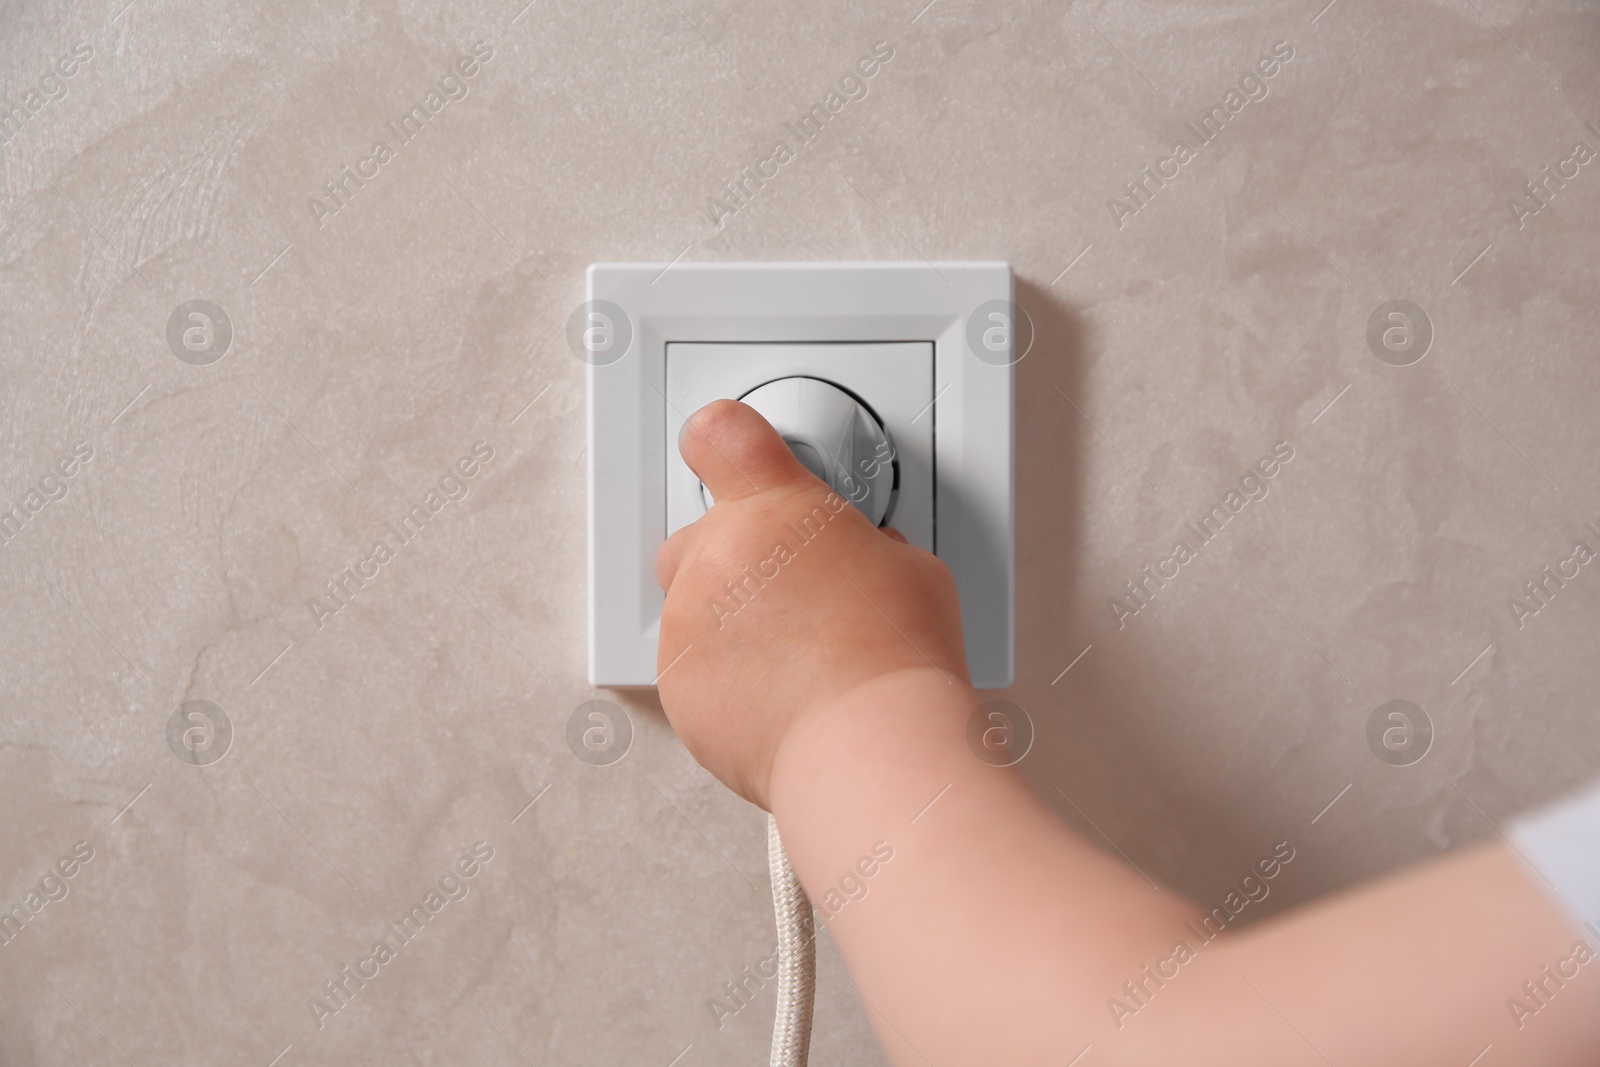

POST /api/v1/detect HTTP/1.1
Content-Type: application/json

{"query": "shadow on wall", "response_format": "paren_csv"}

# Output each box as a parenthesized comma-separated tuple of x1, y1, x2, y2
(618, 275, 1323, 924)
(1008, 274, 1091, 708)
(1008, 275, 1320, 924)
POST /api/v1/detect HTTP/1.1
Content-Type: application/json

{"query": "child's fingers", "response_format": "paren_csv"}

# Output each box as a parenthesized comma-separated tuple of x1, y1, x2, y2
(881, 526, 908, 543)
(659, 400, 817, 590)
(678, 399, 819, 506)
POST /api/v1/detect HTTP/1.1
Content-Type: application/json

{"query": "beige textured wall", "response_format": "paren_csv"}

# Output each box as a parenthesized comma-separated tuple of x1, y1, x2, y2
(2, 0, 1598, 1063)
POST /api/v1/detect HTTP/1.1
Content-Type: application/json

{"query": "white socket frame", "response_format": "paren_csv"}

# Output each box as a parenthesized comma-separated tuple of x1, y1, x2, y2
(586, 261, 1014, 689)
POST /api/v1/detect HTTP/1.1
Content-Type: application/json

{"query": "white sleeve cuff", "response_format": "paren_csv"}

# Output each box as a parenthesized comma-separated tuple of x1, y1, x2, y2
(1509, 778, 1600, 941)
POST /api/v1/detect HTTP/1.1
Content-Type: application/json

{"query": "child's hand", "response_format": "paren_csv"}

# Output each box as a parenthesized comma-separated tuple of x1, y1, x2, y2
(654, 407, 1600, 1067)
(655, 400, 971, 808)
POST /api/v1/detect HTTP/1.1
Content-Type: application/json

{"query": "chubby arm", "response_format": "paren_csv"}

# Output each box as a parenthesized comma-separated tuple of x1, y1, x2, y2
(656, 400, 1600, 1067)
(770, 673, 1600, 1066)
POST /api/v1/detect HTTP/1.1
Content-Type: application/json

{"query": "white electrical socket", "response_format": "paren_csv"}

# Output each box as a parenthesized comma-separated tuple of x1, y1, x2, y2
(585, 261, 1016, 688)
(665, 342, 935, 551)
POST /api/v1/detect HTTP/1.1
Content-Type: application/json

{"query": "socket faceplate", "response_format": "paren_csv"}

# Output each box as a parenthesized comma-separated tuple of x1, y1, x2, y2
(586, 261, 1015, 688)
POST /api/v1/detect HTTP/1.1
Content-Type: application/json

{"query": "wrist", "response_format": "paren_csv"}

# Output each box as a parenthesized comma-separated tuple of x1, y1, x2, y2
(765, 667, 979, 812)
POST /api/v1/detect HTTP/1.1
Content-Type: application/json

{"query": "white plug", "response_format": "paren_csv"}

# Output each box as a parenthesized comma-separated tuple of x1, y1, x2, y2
(700, 376, 896, 527)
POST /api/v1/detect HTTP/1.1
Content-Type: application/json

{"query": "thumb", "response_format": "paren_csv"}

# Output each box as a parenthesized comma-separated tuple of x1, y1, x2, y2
(679, 399, 820, 505)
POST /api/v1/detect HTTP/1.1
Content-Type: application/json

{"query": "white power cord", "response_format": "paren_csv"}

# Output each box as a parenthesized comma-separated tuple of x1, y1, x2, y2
(767, 814, 816, 1067)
